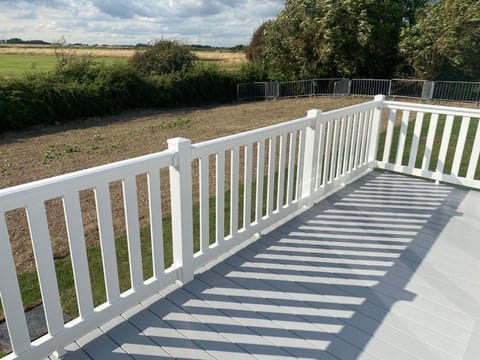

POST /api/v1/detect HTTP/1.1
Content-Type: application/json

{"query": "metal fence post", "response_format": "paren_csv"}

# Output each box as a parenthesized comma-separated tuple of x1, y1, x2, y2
(168, 137, 194, 284)
(367, 95, 385, 166)
(429, 81, 435, 100)
(422, 81, 435, 100)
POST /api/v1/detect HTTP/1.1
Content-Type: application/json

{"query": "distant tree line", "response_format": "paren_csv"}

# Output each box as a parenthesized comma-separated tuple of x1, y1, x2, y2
(0, 38, 51, 45)
(0, 38, 245, 52)
(246, 0, 480, 81)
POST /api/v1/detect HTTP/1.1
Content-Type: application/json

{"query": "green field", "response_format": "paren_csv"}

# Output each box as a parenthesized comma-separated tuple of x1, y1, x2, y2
(0, 54, 128, 76)
(0, 53, 244, 77)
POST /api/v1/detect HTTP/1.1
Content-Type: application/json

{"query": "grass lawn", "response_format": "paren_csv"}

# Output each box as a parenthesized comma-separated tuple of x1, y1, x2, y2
(0, 54, 57, 76)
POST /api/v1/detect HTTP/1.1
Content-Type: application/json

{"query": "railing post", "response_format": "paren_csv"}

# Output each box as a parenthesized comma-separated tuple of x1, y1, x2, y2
(168, 137, 194, 284)
(301, 109, 322, 205)
(367, 95, 385, 166)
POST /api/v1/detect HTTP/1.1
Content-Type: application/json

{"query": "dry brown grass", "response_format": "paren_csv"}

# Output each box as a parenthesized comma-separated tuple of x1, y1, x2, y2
(0, 44, 246, 62)
(0, 45, 135, 57)
(195, 50, 246, 64)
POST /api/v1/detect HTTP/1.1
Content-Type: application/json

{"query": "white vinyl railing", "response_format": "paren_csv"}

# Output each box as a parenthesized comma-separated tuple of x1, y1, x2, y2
(1, 95, 480, 359)
(376, 101, 480, 189)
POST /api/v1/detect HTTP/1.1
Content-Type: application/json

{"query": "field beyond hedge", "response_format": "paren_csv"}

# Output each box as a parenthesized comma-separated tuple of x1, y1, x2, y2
(0, 45, 247, 76)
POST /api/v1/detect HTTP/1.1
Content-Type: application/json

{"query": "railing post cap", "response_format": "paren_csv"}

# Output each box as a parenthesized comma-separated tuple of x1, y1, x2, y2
(307, 109, 322, 117)
(167, 137, 192, 149)
(374, 94, 386, 101)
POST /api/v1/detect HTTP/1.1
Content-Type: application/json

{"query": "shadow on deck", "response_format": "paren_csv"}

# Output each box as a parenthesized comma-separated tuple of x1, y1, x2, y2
(62, 170, 480, 360)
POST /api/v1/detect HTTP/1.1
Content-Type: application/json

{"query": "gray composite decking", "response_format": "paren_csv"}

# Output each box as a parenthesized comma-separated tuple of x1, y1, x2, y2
(60, 170, 480, 360)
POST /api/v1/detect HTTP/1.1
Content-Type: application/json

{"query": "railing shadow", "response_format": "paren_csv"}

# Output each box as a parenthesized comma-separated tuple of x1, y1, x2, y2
(61, 170, 472, 360)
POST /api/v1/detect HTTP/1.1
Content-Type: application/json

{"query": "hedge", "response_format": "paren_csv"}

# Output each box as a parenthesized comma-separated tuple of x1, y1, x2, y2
(0, 62, 266, 133)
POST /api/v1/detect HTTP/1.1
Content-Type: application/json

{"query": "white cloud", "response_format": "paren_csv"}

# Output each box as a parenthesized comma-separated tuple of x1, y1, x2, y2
(0, 0, 283, 46)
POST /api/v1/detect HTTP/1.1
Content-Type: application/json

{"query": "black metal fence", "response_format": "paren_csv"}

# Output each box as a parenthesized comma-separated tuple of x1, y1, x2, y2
(237, 78, 480, 104)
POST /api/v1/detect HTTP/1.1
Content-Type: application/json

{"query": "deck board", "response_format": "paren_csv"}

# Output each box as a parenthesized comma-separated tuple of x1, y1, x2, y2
(61, 170, 480, 360)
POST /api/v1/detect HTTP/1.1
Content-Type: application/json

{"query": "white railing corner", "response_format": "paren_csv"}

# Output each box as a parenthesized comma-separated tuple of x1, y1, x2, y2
(367, 95, 386, 166)
(167, 137, 194, 284)
(301, 109, 322, 205)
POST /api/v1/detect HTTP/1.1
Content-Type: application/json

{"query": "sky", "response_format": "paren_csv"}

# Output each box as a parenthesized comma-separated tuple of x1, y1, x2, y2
(0, 0, 284, 47)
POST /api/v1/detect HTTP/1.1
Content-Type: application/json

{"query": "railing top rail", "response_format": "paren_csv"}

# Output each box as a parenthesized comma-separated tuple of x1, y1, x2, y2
(191, 114, 314, 157)
(383, 100, 480, 117)
(321, 98, 381, 119)
(0, 149, 175, 211)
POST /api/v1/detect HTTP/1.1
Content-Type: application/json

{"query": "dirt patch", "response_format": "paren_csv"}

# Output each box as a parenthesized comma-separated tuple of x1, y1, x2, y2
(0, 96, 370, 274)
(3, 95, 475, 275)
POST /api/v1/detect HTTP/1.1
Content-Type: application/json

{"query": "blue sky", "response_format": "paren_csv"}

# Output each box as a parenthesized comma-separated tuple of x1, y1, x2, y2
(0, 0, 284, 46)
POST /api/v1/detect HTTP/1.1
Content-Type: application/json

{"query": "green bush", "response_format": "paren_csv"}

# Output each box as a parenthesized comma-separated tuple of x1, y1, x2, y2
(55, 55, 103, 82)
(129, 40, 197, 76)
(170, 66, 237, 105)
(237, 63, 269, 83)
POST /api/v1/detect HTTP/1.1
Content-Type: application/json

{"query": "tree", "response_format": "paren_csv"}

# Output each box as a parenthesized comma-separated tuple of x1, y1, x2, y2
(245, 22, 269, 63)
(262, 0, 426, 80)
(129, 40, 197, 76)
(400, 0, 480, 81)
